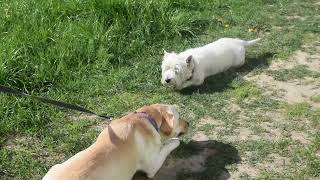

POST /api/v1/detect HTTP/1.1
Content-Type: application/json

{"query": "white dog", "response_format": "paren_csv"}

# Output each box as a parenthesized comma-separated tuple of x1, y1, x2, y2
(161, 38, 261, 90)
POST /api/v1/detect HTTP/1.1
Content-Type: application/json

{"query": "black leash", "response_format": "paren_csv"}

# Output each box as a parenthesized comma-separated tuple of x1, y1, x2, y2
(0, 169, 14, 177)
(0, 85, 112, 120)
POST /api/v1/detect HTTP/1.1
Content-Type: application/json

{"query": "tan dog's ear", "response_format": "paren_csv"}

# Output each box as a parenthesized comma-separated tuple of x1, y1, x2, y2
(153, 104, 174, 136)
(160, 110, 174, 136)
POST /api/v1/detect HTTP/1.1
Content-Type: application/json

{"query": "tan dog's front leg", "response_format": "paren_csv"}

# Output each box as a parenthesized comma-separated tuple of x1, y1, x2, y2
(146, 138, 180, 178)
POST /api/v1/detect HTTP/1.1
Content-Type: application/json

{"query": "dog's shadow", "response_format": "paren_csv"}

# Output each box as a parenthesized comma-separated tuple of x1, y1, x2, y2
(180, 52, 274, 95)
(133, 140, 240, 180)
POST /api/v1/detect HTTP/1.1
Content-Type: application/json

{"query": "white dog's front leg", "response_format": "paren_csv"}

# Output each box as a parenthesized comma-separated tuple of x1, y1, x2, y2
(179, 77, 204, 90)
(146, 138, 180, 178)
(179, 80, 195, 90)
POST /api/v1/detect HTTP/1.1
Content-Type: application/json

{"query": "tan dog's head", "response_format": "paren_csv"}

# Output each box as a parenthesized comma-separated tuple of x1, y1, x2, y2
(137, 104, 189, 141)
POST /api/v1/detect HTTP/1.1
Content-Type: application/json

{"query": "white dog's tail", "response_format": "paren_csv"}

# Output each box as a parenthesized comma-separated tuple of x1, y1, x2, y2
(242, 38, 261, 46)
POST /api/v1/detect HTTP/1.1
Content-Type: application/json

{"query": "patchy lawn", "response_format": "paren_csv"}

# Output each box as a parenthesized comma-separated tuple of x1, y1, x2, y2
(0, 0, 319, 179)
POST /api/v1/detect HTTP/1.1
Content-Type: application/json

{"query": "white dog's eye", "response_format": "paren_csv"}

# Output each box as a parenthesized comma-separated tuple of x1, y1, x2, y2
(174, 66, 180, 73)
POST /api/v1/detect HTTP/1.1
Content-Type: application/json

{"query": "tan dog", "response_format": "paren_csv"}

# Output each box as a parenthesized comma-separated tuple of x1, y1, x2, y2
(43, 104, 189, 180)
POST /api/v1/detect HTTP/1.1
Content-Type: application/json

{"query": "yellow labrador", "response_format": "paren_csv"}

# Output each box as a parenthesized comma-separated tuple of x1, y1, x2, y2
(43, 104, 189, 180)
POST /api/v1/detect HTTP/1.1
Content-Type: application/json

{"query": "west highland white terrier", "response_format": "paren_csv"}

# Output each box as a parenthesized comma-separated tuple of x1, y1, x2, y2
(161, 38, 261, 90)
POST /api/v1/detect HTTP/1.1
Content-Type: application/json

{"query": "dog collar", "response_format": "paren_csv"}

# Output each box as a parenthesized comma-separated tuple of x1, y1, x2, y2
(134, 112, 159, 132)
(186, 68, 195, 81)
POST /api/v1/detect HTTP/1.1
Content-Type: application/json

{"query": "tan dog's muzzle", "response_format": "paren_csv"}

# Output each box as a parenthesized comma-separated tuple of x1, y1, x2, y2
(177, 120, 189, 137)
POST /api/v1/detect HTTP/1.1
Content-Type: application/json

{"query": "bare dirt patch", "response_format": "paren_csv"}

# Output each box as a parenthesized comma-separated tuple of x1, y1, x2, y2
(268, 50, 320, 72)
(192, 131, 209, 141)
(229, 163, 259, 179)
(196, 117, 225, 127)
(222, 126, 283, 143)
(221, 127, 253, 143)
(259, 122, 283, 139)
(263, 153, 291, 173)
(224, 102, 250, 122)
(245, 49, 320, 108)
(230, 153, 291, 179)
(290, 131, 311, 144)
(194, 117, 227, 140)
(247, 74, 320, 106)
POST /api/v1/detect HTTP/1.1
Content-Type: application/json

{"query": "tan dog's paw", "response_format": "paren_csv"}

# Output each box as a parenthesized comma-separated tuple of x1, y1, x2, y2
(163, 138, 180, 149)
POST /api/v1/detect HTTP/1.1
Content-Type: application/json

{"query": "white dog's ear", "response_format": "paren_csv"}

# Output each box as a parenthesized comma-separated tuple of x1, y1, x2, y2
(186, 55, 193, 65)
(163, 50, 169, 59)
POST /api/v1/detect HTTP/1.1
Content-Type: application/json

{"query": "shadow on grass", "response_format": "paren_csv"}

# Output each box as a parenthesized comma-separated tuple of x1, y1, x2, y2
(133, 140, 240, 180)
(180, 52, 274, 95)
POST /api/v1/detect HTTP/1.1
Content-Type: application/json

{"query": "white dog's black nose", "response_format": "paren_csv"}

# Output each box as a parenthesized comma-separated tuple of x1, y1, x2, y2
(165, 78, 171, 83)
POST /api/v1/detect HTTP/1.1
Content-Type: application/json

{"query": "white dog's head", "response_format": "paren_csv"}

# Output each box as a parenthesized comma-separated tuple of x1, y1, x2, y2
(161, 51, 194, 89)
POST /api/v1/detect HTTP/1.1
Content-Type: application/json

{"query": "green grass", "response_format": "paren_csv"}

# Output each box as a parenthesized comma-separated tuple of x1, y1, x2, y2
(1, 0, 320, 179)
(267, 65, 320, 81)
(311, 95, 320, 103)
(286, 103, 311, 118)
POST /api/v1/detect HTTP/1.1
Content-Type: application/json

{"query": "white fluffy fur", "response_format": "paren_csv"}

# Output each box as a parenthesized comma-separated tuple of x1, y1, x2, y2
(161, 38, 261, 90)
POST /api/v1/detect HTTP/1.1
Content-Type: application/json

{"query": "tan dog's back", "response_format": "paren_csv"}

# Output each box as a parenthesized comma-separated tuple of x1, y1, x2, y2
(43, 116, 149, 180)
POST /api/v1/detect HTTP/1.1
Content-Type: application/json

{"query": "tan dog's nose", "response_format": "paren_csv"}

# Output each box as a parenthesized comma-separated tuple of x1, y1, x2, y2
(177, 120, 189, 137)
(184, 121, 190, 130)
